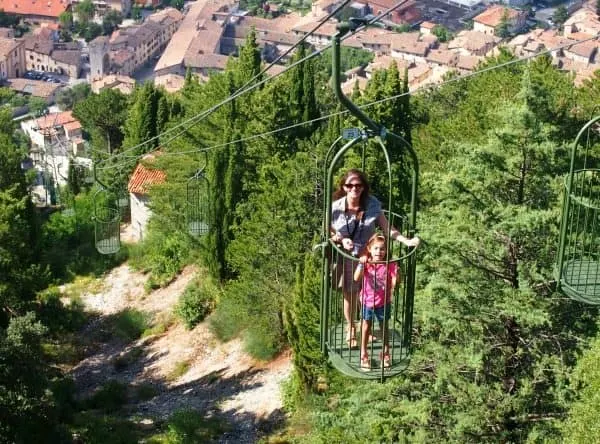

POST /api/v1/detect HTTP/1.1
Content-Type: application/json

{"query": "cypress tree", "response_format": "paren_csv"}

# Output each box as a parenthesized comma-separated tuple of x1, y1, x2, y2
(301, 51, 319, 135)
(67, 161, 81, 195)
(207, 145, 228, 280)
(122, 82, 162, 155)
(286, 251, 326, 392)
(156, 94, 169, 134)
(236, 29, 261, 88)
(289, 43, 306, 122)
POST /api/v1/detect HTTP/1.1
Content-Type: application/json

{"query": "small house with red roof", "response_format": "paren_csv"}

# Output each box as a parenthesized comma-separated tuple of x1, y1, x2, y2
(473, 5, 527, 37)
(353, 0, 421, 26)
(127, 154, 166, 241)
(20, 110, 87, 205)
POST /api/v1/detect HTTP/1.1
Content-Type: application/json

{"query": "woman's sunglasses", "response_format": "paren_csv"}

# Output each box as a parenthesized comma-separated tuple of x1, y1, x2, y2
(344, 183, 363, 189)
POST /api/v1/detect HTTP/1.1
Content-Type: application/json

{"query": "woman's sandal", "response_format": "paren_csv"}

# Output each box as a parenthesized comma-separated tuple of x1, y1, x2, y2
(380, 352, 391, 368)
(360, 354, 371, 370)
(346, 331, 358, 349)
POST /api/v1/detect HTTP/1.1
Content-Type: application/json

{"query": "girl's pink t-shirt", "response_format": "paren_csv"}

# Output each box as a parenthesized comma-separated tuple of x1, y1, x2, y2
(360, 262, 398, 308)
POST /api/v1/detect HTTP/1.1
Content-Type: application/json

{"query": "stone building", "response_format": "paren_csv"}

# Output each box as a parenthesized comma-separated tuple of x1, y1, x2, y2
(0, 37, 26, 80)
(90, 7, 183, 77)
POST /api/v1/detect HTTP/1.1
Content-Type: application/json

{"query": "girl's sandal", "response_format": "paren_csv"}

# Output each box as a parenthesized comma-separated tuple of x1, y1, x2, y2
(380, 352, 391, 368)
(360, 354, 371, 371)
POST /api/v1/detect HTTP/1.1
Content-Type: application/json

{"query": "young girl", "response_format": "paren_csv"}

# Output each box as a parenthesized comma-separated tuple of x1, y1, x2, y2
(354, 234, 398, 370)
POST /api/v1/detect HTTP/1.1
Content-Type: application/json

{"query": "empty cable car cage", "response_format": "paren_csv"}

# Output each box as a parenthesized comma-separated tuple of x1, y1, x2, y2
(93, 186, 121, 255)
(186, 154, 210, 237)
(556, 115, 600, 304)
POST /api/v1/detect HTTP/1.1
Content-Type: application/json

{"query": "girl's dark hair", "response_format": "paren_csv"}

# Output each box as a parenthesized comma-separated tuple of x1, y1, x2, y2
(333, 169, 370, 209)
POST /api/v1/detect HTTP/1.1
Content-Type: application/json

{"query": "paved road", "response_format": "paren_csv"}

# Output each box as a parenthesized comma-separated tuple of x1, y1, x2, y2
(534, 7, 557, 24)
(132, 58, 159, 84)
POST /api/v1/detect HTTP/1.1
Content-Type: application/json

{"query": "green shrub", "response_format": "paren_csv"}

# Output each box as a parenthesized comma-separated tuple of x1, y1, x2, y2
(37, 286, 87, 335)
(175, 278, 216, 330)
(161, 409, 229, 444)
(112, 346, 144, 371)
(167, 360, 191, 381)
(210, 278, 284, 360)
(42, 340, 84, 365)
(40, 190, 128, 280)
(209, 281, 248, 341)
(133, 383, 158, 402)
(0, 313, 69, 443)
(107, 309, 150, 341)
(244, 317, 282, 361)
(85, 380, 128, 413)
(72, 412, 139, 443)
(142, 313, 175, 337)
(50, 377, 77, 421)
(129, 231, 191, 288)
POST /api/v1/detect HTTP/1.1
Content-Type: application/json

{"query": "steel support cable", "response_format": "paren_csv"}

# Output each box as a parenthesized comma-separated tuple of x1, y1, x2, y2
(101, 31, 600, 163)
(96, 27, 600, 171)
(95, 0, 359, 166)
(95, 0, 413, 169)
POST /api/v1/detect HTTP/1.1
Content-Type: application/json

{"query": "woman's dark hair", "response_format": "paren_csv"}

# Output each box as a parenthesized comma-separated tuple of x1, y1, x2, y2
(333, 168, 370, 209)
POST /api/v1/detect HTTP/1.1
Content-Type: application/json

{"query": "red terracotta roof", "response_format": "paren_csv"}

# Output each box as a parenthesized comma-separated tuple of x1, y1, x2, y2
(63, 120, 81, 131)
(474, 5, 519, 27)
(0, 0, 70, 19)
(127, 158, 166, 195)
(36, 110, 77, 130)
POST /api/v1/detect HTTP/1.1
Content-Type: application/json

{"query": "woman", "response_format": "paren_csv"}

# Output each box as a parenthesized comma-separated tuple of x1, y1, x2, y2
(330, 169, 419, 348)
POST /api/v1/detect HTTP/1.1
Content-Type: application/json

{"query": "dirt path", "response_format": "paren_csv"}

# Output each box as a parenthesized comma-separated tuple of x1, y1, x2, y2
(68, 263, 291, 442)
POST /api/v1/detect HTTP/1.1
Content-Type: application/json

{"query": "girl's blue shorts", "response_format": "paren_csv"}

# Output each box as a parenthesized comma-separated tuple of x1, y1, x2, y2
(362, 304, 392, 322)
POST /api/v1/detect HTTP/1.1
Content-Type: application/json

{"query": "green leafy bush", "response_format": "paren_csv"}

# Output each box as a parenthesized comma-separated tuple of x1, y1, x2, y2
(210, 278, 283, 360)
(72, 412, 139, 444)
(0, 313, 69, 442)
(40, 190, 128, 280)
(209, 281, 248, 342)
(163, 409, 228, 444)
(37, 286, 87, 335)
(106, 309, 150, 342)
(49, 377, 78, 421)
(175, 278, 216, 330)
(244, 322, 281, 361)
(561, 336, 600, 442)
(85, 380, 128, 413)
(129, 231, 191, 289)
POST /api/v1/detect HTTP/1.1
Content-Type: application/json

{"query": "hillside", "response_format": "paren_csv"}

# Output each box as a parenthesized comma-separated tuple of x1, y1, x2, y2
(66, 263, 291, 442)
